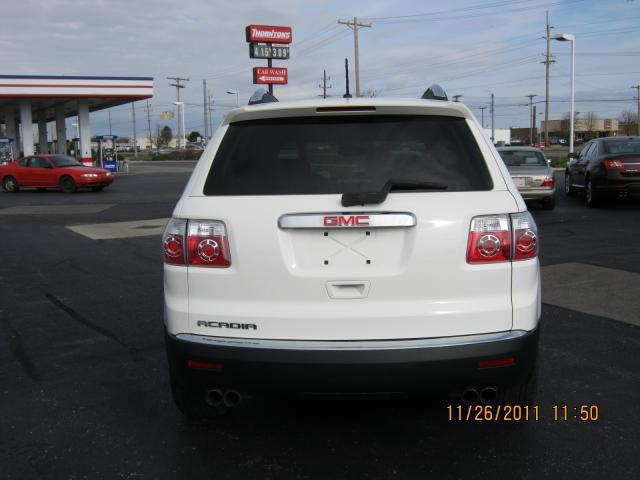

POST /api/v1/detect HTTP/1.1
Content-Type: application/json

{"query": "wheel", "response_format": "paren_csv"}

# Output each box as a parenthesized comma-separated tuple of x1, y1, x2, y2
(91, 186, 105, 192)
(564, 171, 576, 196)
(170, 380, 228, 419)
(2, 175, 19, 193)
(59, 176, 76, 193)
(542, 195, 555, 210)
(498, 363, 538, 405)
(585, 177, 600, 208)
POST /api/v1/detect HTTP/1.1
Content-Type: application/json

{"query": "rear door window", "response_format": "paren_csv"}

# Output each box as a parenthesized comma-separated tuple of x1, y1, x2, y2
(204, 115, 493, 195)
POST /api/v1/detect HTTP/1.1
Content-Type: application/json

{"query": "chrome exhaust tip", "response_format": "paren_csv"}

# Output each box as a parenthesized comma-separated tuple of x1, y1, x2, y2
(205, 389, 224, 407)
(480, 386, 498, 404)
(223, 389, 242, 408)
(461, 387, 479, 405)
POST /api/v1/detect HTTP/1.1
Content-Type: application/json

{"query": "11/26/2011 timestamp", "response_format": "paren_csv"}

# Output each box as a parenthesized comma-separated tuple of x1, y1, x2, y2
(447, 404, 600, 422)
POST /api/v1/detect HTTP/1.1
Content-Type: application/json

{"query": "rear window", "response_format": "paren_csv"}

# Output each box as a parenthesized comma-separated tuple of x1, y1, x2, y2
(603, 140, 640, 155)
(203, 115, 493, 195)
(498, 150, 547, 166)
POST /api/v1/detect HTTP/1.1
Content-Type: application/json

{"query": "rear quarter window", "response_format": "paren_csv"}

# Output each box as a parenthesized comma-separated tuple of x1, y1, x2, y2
(204, 115, 493, 195)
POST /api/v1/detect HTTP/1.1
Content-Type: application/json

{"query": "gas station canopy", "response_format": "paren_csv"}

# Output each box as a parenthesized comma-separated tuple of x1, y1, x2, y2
(0, 75, 153, 164)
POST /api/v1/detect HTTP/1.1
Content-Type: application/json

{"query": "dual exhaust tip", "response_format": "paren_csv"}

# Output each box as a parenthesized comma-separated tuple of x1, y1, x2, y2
(206, 388, 242, 408)
(461, 386, 498, 405)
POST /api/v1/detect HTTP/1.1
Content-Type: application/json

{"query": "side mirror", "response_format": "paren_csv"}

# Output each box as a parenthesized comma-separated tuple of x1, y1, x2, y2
(568, 152, 578, 159)
(547, 159, 552, 165)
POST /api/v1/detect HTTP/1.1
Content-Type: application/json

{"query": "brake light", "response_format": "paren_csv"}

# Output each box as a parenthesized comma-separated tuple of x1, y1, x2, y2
(511, 212, 538, 261)
(163, 218, 187, 265)
(540, 177, 554, 187)
(467, 215, 511, 263)
(604, 159, 625, 170)
(187, 220, 231, 267)
(467, 212, 538, 263)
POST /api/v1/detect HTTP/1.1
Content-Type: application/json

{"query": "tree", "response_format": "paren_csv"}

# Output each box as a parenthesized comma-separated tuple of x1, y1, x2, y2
(584, 112, 597, 140)
(159, 125, 173, 147)
(187, 131, 203, 143)
(619, 110, 638, 136)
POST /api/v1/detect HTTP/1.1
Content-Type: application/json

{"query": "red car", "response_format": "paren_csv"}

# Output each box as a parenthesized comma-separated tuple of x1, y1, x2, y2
(0, 155, 115, 193)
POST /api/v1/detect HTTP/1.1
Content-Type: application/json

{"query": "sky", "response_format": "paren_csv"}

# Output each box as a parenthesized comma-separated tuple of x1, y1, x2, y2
(2, 0, 639, 138)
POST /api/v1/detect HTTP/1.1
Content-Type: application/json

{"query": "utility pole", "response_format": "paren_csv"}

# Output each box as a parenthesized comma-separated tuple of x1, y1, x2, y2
(479, 106, 487, 128)
(208, 90, 215, 138)
(167, 76, 190, 148)
(533, 105, 537, 143)
(338, 17, 371, 97)
(632, 84, 640, 136)
(452, 95, 463, 102)
(542, 11, 555, 147)
(319, 70, 332, 99)
(490, 93, 495, 143)
(203, 80, 208, 142)
(108, 110, 112, 136)
(144, 101, 153, 151)
(526, 94, 537, 145)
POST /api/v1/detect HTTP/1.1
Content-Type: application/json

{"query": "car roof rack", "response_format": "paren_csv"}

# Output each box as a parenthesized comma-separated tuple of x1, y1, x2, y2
(421, 84, 448, 101)
(248, 89, 279, 105)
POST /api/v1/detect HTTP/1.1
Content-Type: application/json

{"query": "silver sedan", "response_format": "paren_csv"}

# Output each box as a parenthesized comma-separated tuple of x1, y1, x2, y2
(497, 147, 556, 210)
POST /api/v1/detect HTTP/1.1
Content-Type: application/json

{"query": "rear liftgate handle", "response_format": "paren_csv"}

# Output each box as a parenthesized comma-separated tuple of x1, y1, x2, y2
(326, 281, 371, 299)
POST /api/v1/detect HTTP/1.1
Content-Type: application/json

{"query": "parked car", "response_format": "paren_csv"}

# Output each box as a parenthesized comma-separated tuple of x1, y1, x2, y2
(162, 90, 541, 418)
(0, 155, 114, 193)
(565, 136, 640, 207)
(497, 147, 556, 210)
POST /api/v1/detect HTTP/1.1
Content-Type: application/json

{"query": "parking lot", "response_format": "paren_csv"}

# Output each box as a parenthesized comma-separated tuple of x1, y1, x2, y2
(1, 163, 638, 479)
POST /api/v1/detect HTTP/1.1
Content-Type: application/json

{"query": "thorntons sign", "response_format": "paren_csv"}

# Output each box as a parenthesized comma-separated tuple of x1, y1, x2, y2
(246, 24, 292, 44)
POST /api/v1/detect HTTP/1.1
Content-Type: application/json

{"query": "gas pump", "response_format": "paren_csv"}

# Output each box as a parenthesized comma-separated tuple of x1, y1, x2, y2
(0, 138, 15, 165)
(97, 135, 118, 172)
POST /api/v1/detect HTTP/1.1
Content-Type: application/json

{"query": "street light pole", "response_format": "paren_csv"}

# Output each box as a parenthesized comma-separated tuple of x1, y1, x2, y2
(552, 33, 576, 153)
(226, 90, 239, 107)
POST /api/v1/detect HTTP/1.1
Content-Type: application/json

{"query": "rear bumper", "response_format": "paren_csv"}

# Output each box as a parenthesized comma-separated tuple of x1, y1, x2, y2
(165, 327, 540, 394)
(518, 187, 555, 200)
(596, 179, 640, 197)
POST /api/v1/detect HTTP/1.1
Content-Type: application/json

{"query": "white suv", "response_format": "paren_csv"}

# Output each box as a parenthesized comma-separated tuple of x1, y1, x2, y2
(163, 89, 541, 418)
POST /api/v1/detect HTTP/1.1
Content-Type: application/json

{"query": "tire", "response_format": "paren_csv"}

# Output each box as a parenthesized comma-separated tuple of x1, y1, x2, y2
(170, 380, 228, 419)
(542, 195, 555, 210)
(2, 175, 19, 193)
(585, 177, 600, 208)
(59, 176, 76, 193)
(498, 363, 539, 406)
(91, 186, 105, 192)
(564, 171, 576, 196)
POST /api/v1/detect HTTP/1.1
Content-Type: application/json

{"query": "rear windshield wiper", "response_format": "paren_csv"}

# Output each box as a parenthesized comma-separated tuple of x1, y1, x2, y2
(341, 179, 447, 207)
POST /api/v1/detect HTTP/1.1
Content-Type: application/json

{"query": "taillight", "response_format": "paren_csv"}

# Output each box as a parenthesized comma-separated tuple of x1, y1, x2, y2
(163, 218, 187, 265)
(540, 177, 554, 187)
(187, 220, 231, 268)
(511, 212, 538, 261)
(467, 215, 511, 263)
(467, 212, 538, 264)
(604, 159, 625, 170)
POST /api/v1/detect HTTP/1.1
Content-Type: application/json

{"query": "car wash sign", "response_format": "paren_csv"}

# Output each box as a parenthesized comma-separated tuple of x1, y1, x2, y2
(246, 24, 291, 89)
(253, 67, 288, 85)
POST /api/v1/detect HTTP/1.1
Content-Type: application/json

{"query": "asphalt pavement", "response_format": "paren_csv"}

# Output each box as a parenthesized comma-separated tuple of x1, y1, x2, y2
(1, 164, 638, 479)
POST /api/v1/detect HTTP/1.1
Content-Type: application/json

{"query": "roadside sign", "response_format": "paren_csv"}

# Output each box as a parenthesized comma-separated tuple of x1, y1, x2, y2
(250, 43, 290, 60)
(253, 67, 288, 85)
(246, 24, 292, 44)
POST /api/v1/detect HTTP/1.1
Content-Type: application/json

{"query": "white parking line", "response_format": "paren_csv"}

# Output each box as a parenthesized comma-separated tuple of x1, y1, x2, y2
(0, 204, 115, 215)
(67, 218, 170, 240)
(542, 262, 640, 326)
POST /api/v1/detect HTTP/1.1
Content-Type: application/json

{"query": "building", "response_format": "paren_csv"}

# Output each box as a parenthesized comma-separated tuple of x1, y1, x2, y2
(540, 117, 619, 141)
(0, 75, 153, 164)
